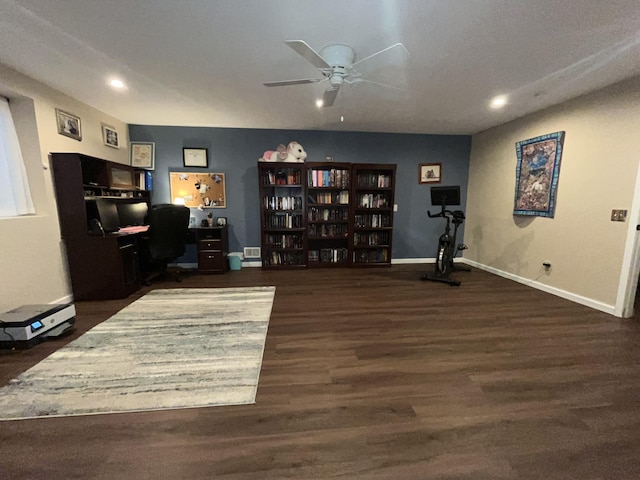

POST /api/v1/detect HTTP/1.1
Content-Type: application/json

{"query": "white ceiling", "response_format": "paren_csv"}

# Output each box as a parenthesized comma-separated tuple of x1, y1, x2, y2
(1, 0, 639, 135)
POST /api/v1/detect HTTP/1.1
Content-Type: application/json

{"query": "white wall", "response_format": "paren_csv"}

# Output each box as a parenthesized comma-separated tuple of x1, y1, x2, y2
(465, 76, 640, 315)
(0, 63, 130, 312)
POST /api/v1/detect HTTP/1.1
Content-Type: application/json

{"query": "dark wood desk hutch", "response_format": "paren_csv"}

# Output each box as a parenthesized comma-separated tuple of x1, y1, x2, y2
(50, 153, 150, 300)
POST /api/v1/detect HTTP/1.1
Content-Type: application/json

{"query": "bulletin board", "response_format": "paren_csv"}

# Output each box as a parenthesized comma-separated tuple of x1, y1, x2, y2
(169, 172, 226, 208)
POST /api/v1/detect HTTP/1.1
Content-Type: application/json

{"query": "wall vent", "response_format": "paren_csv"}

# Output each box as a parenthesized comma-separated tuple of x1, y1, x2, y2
(243, 247, 261, 259)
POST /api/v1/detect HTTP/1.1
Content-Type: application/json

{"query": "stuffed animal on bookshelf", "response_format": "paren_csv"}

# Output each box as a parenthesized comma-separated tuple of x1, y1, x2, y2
(259, 141, 307, 162)
(259, 144, 288, 162)
(283, 141, 307, 163)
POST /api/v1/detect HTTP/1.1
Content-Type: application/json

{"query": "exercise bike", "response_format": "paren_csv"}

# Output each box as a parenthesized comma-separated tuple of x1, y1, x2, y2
(421, 186, 470, 286)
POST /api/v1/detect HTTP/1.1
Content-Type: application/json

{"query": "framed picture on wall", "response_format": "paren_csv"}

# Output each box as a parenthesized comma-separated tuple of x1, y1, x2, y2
(102, 124, 119, 148)
(419, 163, 441, 184)
(130, 142, 155, 170)
(183, 148, 208, 167)
(55, 108, 82, 141)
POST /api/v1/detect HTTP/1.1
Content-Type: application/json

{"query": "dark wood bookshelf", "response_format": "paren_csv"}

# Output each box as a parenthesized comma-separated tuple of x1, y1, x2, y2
(258, 162, 307, 269)
(257, 161, 396, 269)
(350, 163, 396, 267)
(306, 162, 352, 267)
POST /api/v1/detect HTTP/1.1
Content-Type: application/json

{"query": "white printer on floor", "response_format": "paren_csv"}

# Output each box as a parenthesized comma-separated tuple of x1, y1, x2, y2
(0, 304, 76, 349)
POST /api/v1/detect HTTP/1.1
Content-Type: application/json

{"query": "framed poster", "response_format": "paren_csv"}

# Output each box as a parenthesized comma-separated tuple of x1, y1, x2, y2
(169, 171, 226, 208)
(514, 131, 565, 218)
(419, 163, 441, 184)
(183, 148, 208, 167)
(130, 142, 155, 170)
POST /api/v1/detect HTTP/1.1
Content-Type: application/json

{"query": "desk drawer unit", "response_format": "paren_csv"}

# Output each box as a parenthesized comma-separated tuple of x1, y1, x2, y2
(195, 226, 228, 274)
(198, 241, 225, 273)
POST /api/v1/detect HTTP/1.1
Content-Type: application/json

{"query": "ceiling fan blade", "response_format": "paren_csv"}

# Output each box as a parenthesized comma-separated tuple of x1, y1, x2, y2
(285, 40, 331, 69)
(352, 43, 409, 68)
(263, 78, 322, 87)
(348, 78, 403, 90)
(322, 87, 339, 107)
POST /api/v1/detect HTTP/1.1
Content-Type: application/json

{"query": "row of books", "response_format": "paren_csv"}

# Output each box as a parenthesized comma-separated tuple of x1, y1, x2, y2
(308, 224, 349, 238)
(263, 196, 303, 211)
(263, 251, 304, 266)
(262, 169, 302, 186)
(308, 191, 349, 205)
(307, 168, 350, 188)
(354, 213, 391, 228)
(263, 213, 303, 229)
(356, 193, 390, 208)
(137, 171, 153, 191)
(357, 173, 392, 188)
(264, 233, 303, 249)
(308, 207, 350, 222)
(354, 231, 390, 246)
(308, 248, 349, 263)
(354, 248, 389, 263)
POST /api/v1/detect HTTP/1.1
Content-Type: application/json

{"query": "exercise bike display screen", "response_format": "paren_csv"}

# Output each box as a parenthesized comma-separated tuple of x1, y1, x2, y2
(430, 185, 460, 206)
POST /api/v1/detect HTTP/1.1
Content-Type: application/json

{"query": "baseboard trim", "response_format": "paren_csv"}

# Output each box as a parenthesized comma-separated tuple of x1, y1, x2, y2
(462, 259, 616, 316)
(176, 257, 615, 315)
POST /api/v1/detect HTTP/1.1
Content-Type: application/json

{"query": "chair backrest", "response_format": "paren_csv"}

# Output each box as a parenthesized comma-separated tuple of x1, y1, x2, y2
(146, 204, 190, 261)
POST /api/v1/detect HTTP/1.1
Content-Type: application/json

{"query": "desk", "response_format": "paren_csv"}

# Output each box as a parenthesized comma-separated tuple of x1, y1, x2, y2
(190, 226, 229, 273)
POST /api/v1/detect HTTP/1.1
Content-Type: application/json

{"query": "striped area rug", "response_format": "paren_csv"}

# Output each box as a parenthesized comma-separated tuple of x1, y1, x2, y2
(0, 287, 275, 420)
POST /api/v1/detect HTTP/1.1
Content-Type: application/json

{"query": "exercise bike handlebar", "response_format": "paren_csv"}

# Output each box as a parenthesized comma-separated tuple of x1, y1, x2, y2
(427, 206, 465, 220)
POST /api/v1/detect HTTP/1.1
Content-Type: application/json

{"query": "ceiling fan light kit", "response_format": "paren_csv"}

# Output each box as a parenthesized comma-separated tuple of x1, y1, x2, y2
(264, 40, 408, 107)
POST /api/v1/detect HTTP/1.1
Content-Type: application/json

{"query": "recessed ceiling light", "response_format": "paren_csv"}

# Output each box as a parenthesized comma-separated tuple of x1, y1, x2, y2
(490, 95, 507, 109)
(316, 99, 324, 108)
(109, 78, 126, 89)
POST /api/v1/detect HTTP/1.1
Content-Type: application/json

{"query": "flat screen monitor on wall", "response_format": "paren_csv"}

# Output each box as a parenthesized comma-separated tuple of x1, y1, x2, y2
(430, 185, 461, 207)
(117, 202, 149, 227)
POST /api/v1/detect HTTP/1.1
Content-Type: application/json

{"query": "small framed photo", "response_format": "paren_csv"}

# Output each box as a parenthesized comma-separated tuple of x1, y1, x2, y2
(102, 124, 119, 148)
(419, 163, 442, 184)
(55, 108, 82, 141)
(216, 217, 227, 226)
(130, 142, 155, 170)
(183, 148, 208, 167)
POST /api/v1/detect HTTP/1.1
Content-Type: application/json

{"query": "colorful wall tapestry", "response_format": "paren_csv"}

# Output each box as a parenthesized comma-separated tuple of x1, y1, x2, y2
(513, 131, 565, 217)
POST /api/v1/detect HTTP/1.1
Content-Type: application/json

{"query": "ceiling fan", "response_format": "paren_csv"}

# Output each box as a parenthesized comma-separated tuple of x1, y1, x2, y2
(264, 40, 409, 107)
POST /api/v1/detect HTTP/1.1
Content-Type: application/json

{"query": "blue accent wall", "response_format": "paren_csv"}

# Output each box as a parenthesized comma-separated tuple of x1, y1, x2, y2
(129, 125, 471, 260)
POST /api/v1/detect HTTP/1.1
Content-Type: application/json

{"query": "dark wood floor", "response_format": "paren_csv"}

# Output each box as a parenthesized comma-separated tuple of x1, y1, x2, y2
(2, 264, 640, 479)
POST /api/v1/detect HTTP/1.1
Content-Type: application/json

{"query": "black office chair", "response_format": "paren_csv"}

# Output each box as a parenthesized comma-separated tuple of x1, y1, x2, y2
(140, 204, 190, 284)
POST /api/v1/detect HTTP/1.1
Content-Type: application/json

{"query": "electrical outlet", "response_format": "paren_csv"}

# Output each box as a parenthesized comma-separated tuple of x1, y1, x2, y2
(611, 209, 628, 222)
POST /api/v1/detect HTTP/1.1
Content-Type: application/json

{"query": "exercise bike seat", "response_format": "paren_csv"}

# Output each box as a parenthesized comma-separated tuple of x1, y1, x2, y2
(452, 210, 465, 224)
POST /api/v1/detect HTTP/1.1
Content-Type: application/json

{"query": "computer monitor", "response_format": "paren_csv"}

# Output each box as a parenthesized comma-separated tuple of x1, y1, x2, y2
(430, 185, 461, 207)
(117, 202, 149, 227)
(95, 199, 120, 233)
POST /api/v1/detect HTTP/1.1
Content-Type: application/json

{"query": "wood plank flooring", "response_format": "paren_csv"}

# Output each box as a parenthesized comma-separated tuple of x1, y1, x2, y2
(1, 264, 640, 479)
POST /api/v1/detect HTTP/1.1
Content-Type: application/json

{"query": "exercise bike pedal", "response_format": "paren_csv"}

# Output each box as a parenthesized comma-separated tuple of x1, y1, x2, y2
(457, 243, 468, 251)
